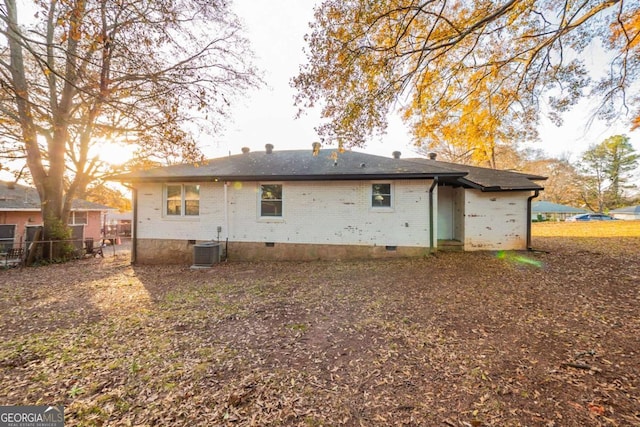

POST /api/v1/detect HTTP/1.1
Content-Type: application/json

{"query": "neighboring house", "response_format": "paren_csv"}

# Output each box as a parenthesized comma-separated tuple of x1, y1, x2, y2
(0, 180, 111, 250)
(115, 145, 545, 264)
(532, 201, 590, 221)
(609, 205, 640, 220)
(104, 211, 133, 237)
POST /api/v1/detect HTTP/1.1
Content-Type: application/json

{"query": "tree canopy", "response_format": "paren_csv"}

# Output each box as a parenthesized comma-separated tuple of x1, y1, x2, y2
(579, 134, 638, 211)
(0, 0, 259, 243)
(294, 0, 639, 161)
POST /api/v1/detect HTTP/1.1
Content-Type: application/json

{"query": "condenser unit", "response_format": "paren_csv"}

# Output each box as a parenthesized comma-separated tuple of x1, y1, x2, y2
(192, 242, 220, 267)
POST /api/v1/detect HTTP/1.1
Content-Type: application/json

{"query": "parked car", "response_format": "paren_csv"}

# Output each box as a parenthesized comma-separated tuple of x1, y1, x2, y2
(565, 213, 616, 222)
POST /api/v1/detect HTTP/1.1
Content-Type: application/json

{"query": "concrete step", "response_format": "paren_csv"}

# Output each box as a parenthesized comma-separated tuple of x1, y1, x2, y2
(438, 240, 464, 252)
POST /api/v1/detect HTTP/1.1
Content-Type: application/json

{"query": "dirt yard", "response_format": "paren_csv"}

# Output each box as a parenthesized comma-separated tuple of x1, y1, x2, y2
(1, 222, 638, 426)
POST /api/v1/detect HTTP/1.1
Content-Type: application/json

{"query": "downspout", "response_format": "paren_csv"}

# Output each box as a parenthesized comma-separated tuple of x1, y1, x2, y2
(526, 190, 540, 251)
(223, 181, 229, 261)
(128, 185, 138, 264)
(119, 183, 137, 264)
(429, 177, 439, 252)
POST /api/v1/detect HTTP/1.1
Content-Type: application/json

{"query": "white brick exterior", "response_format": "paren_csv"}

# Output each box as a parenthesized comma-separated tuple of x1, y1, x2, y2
(133, 179, 534, 262)
(136, 179, 435, 247)
(463, 189, 530, 250)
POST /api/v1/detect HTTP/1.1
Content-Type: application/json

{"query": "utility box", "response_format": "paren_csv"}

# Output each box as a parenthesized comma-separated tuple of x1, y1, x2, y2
(192, 242, 220, 267)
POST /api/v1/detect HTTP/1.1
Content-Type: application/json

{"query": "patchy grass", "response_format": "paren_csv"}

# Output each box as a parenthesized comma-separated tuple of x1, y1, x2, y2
(533, 219, 640, 237)
(1, 224, 639, 426)
(532, 220, 640, 259)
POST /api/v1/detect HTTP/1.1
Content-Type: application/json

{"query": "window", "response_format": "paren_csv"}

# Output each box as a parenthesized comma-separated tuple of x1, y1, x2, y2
(260, 184, 282, 217)
(166, 184, 200, 216)
(0, 224, 16, 252)
(184, 185, 200, 216)
(68, 211, 88, 225)
(371, 183, 392, 208)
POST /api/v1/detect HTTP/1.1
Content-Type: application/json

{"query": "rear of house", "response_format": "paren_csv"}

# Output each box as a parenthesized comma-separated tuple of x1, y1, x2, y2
(117, 146, 545, 264)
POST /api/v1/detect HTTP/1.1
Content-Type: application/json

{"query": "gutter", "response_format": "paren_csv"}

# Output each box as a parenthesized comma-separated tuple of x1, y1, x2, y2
(131, 186, 138, 264)
(429, 177, 439, 252)
(526, 190, 540, 250)
(223, 181, 229, 261)
(118, 172, 465, 184)
(118, 183, 137, 264)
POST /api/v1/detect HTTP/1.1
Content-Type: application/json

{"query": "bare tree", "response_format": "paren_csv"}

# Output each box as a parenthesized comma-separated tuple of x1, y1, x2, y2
(525, 157, 584, 206)
(0, 0, 259, 250)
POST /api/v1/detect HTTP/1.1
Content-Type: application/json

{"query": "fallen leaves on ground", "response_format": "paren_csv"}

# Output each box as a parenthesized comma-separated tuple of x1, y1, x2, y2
(0, 224, 639, 426)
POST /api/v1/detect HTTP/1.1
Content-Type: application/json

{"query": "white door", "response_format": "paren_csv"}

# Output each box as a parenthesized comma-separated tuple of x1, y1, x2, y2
(437, 186, 455, 240)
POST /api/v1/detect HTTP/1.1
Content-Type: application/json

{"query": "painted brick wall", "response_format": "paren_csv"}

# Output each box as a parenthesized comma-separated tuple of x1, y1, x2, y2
(228, 180, 432, 246)
(135, 180, 434, 248)
(463, 189, 529, 250)
(136, 182, 225, 241)
(0, 210, 103, 243)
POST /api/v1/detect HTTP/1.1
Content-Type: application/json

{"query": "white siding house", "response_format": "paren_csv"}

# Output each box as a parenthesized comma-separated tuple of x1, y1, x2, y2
(116, 146, 545, 264)
(609, 205, 640, 220)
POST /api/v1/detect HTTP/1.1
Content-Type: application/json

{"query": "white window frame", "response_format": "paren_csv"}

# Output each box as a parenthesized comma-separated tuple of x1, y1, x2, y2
(68, 211, 88, 225)
(371, 182, 394, 211)
(258, 183, 284, 220)
(164, 183, 200, 217)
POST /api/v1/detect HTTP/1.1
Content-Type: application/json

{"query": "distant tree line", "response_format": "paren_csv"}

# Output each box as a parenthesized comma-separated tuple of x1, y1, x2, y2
(419, 134, 639, 213)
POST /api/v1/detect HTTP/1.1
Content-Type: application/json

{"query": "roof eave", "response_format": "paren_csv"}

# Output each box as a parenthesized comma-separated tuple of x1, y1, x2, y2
(119, 172, 467, 183)
(0, 207, 107, 212)
(457, 178, 543, 192)
(481, 186, 544, 192)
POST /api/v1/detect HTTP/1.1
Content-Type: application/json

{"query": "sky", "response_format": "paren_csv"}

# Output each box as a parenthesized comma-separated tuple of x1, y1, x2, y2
(1, 1, 638, 183)
(203, 0, 640, 165)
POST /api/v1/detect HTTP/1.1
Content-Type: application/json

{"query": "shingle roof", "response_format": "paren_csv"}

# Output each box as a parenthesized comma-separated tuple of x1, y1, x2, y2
(114, 148, 544, 191)
(116, 149, 463, 181)
(405, 158, 545, 191)
(609, 205, 640, 214)
(0, 181, 112, 211)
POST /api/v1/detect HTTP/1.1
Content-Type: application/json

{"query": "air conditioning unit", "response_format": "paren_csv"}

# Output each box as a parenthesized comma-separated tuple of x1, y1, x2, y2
(192, 242, 220, 267)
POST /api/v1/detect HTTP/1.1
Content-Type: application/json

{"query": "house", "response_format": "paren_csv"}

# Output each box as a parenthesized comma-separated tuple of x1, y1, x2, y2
(114, 145, 545, 264)
(104, 211, 133, 238)
(0, 180, 111, 250)
(531, 201, 589, 221)
(609, 205, 640, 220)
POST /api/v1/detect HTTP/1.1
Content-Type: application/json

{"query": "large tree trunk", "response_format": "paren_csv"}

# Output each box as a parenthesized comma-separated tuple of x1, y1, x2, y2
(5, 0, 73, 258)
(3, 0, 257, 263)
(5, 0, 77, 259)
(41, 178, 68, 239)
(41, 194, 71, 260)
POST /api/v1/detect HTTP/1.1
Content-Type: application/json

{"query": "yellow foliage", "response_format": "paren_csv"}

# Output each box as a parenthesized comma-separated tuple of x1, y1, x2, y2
(532, 221, 640, 238)
(295, 0, 637, 155)
(611, 8, 640, 50)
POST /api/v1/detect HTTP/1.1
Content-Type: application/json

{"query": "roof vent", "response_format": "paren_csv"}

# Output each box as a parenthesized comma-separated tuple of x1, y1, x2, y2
(428, 152, 437, 160)
(392, 151, 401, 159)
(241, 147, 250, 154)
(265, 144, 274, 154)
